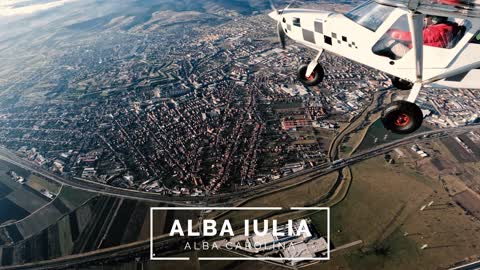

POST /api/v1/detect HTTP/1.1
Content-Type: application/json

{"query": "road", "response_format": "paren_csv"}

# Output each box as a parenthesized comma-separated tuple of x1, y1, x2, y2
(328, 88, 389, 161)
(0, 124, 479, 207)
(0, 233, 204, 270)
(0, 125, 479, 269)
(450, 260, 480, 270)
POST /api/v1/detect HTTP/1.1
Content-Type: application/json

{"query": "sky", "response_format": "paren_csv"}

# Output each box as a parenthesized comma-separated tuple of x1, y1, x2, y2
(0, 0, 81, 17)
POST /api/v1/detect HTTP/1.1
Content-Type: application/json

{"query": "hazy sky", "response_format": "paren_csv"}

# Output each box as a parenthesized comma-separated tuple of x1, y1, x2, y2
(0, 0, 82, 17)
(0, 0, 281, 40)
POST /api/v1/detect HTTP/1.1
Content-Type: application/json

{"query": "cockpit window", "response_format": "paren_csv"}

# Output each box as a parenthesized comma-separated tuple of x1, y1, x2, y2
(470, 31, 480, 44)
(293, 18, 301, 27)
(344, 0, 395, 31)
(373, 15, 470, 60)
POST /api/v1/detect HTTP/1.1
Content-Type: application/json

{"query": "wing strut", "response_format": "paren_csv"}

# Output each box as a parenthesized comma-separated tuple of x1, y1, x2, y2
(407, 0, 420, 10)
(407, 12, 425, 103)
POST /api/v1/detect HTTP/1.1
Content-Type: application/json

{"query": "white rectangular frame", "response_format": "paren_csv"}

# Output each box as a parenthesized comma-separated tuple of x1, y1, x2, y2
(150, 207, 330, 261)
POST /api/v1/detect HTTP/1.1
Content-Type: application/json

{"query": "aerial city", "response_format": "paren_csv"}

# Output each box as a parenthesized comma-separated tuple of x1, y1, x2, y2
(0, 0, 479, 269)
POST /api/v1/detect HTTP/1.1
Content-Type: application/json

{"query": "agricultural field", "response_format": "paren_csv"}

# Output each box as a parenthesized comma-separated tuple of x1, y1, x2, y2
(26, 175, 61, 195)
(6, 186, 51, 214)
(0, 131, 479, 269)
(215, 172, 338, 228)
(1, 192, 98, 266)
(306, 154, 480, 270)
(356, 120, 430, 153)
(153, 151, 480, 270)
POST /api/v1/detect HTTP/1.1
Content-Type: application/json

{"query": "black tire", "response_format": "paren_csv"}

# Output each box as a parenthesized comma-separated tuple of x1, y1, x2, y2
(381, 100, 423, 135)
(391, 77, 414, 90)
(297, 64, 324, 86)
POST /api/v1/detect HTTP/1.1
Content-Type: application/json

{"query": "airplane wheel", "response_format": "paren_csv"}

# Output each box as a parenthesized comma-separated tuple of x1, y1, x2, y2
(391, 77, 413, 90)
(381, 101, 423, 135)
(297, 64, 324, 86)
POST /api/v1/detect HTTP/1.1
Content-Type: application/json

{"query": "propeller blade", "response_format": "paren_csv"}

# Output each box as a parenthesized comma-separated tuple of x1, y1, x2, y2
(283, 0, 297, 14)
(269, 0, 279, 14)
(277, 21, 286, 49)
(285, 3, 293, 11)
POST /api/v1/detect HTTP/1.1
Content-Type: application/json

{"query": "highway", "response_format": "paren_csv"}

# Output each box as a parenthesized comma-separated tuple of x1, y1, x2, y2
(449, 260, 480, 270)
(0, 233, 204, 270)
(1, 124, 479, 207)
(0, 124, 479, 269)
(328, 88, 390, 161)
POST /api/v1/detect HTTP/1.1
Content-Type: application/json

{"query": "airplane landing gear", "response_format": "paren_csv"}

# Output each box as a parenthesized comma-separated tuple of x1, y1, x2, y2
(297, 63, 324, 86)
(381, 100, 423, 135)
(298, 49, 324, 87)
(391, 76, 414, 90)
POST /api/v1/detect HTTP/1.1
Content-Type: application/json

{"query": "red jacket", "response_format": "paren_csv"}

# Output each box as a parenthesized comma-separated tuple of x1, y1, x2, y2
(389, 23, 458, 48)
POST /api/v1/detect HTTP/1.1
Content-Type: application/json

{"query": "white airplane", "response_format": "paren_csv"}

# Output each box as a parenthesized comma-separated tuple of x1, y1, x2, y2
(269, 0, 480, 134)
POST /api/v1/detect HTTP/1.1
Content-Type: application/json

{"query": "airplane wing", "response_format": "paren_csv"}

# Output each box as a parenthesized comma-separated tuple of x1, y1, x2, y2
(375, 0, 480, 18)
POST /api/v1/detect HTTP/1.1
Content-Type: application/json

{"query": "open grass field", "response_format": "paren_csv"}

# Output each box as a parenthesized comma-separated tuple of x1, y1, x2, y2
(173, 153, 480, 270)
(304, 155, 480, 270)
(57, 186, 96, 211)
(71, 199, 93, 235)
(215, 172, 338, 228)
(0, 160, 30, 180)
(6, 187, 50, 213)
(26, 175, 61, 195)
(57, 216, 73, 256)
(310, 157, 434, 248)
(0, 199, 29, 225)
(0, 181, 13, 199)
(357, 120, 430, 152)
(0, 161, 29, 201)
(138, 202, 164, 240)
(5, 186, 96, 241)
(16, 204, 62, 239)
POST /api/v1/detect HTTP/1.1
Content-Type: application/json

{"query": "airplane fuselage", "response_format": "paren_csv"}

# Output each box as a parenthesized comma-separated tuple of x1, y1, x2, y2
(275, 6, 480, 89)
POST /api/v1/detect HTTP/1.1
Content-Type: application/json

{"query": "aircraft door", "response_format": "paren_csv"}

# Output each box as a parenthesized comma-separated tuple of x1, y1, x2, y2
(372, 14, 471, 69)
(422, 15, 471, 68)
(372, 15, 471, 68)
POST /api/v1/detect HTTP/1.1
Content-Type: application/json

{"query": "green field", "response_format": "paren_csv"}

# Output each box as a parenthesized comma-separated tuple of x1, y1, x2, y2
(357, 120, 430, 152)
(7, 188, 49, 213)
(215, 173, 338, 227)
(17, 204, 62, 238)
(305, 155, 480, 270)
(309, 157, 433, 247)
(57, 186, 96, 210)
(27, 175, 61, 195)
(57, 217, 73, 256)
(341, 229, 420, 270)
(9, 186, 96, 241)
